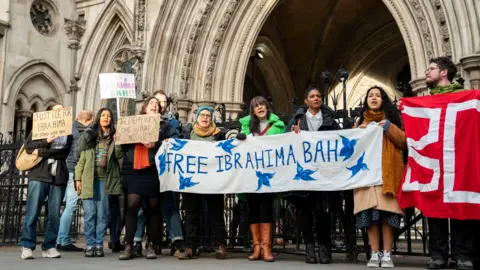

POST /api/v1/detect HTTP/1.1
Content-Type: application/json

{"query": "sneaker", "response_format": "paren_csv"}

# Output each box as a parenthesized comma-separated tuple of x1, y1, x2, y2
(381, 251, 394, 268)
(42, 248, 61, 258)
(178, 248, 193, 260)
(95, 246, 105, 257)
(146, 244, 157, 259)
(84, 246, 94, 258)
(21, 247, 34, 260)
(457, 260, 474, 270)
(367, 251, 381, 268)
(427, 258, 448, 269)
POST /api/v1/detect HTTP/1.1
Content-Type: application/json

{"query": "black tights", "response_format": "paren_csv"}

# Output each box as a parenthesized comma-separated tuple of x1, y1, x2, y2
(125, 193, 162, 245)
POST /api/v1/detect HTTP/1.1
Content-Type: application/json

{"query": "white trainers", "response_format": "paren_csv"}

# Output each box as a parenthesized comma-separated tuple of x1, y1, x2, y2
(367, 251, 381, 268)
(21, 247, 34, 260)
(381, 251, 394, 268)
(41, 248, 61, 258)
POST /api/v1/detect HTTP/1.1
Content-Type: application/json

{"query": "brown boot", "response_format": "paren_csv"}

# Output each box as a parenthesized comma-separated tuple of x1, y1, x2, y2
(215, 244, 227, 260)
(260, 223, 275, 262)
(119, 244, 135, 260)
(248, 224, 261, 261)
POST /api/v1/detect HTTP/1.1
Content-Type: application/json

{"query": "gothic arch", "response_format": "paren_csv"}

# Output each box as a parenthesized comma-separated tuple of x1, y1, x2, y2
(77, 0, 134, 111)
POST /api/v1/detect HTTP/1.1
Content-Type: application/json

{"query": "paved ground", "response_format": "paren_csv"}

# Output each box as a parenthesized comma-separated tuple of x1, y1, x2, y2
(0, 246, 430, 270)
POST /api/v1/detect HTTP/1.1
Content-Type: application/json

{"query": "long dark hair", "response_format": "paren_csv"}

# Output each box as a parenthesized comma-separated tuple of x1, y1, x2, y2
(249, 96, 273, 134)
(88, 107, 115, 144)
(357, 86, 402, 128)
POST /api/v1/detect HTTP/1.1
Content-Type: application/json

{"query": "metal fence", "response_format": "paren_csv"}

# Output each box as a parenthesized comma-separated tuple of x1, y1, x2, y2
(0, 130, 428, 259)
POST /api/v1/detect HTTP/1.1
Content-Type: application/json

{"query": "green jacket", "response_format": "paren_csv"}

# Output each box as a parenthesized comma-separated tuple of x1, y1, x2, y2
(239, 113, 285, 135)
(75, 133, 123, 199)
(238, 113, 285, 201)
(430, 82, 464, 95)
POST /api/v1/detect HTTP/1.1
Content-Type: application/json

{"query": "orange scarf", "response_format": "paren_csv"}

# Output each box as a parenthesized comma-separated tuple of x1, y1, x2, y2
(133, 144, 150, 170)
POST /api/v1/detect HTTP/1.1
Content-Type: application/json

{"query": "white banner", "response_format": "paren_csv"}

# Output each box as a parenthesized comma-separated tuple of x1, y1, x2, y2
(155, 124, 384, 194)
(98, 73, 136, 99)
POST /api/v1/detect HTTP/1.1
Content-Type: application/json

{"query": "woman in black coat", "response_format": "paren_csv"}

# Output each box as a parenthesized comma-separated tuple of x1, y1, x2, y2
(285, 86, 341, 264)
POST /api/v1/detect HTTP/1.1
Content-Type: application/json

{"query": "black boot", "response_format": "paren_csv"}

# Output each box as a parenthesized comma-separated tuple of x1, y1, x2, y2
(305, 244, 317, 264)
(133, 241, 143, 257)
(318, 244, 331, 264)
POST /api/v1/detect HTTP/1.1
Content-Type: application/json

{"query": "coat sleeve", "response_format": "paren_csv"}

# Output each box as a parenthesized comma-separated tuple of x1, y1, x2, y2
(240, 124, 250, 135)
(113, 144, 123, 159)
(386, 122, 407, 150)
(24, 133, 49, 153)
(37, 135, 73, 159)
(75, 150, 86, 181)
(285, 118, 296, 133)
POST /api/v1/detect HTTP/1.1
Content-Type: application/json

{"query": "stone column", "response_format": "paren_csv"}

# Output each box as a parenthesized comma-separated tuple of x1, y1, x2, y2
(410, 77, 428, 96)
(64, 19, 86, 115)
(460, 55, 480, 90)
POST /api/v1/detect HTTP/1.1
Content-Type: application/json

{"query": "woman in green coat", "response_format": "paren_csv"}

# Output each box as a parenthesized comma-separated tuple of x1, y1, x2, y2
(238, 96, 285, 262)
(75, 108, 123, 257)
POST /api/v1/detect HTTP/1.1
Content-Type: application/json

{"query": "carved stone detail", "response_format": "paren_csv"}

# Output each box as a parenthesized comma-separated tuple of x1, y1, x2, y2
(30, 0, 57, 36)
(204, 0, 240, 100)
(180, 0, 214, 98)
(408, 0, 434, 59)
(135, 0, 146, 47)
(429, 0, 451, 57)
(64, 19, 86, 50)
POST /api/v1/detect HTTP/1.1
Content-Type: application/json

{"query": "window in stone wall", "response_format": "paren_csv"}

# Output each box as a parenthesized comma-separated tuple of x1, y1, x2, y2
(30, 0, 58, 36)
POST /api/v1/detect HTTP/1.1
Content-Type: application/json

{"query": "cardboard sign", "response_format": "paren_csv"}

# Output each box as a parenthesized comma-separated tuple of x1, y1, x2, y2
(115, 114, 161, 145)
(32, 107, 73, 140)
(99, 73, 136, 99)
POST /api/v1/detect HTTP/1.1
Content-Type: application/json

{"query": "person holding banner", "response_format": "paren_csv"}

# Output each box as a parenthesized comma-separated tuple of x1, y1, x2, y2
(119, 97, 177, 260)
(75, 108, 123, 257)
(20, 103, 73, 260)
(286, 86, 341, 264)
(177, 106, 228, 260)
(423, 57, 474, 270)
(237, 96, 286, 263)
(354, 86, 406, 268)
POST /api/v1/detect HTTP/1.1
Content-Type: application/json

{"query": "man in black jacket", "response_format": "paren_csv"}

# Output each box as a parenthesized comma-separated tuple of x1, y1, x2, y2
(20, 104, 73, 260)
(56, 110, 93, 252)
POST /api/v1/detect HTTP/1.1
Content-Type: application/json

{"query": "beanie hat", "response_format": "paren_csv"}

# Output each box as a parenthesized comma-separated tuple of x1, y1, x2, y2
(196, 106, 213, 120)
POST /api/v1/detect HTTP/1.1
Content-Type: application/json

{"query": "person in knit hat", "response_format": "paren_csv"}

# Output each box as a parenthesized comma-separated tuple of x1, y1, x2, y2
(177, 106, 228, 260)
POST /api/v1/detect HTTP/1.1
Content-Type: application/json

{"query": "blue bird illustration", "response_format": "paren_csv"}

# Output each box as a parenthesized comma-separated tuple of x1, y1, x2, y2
(256, 171, 275, 191)
(339, 135, 359, 161)
(346, 152, 369, 179)
(157, 153, 166, 176)
(170, 138, 188, 151)
(293, 163, 317, 181)
(179, 172, 199, 190)
(216, 139, 237, 154)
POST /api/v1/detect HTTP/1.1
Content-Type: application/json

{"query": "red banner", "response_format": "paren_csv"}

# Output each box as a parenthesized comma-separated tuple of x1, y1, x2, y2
(398, 90, 480, 220)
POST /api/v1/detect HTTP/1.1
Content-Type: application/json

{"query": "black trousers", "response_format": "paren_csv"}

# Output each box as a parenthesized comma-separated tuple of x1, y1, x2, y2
(246, 193, 275, 224)
(182, 193, 226, 249)
(428, 218, 475, 261)
(108, 194, 124, 246)
(285, 193, 331, 246)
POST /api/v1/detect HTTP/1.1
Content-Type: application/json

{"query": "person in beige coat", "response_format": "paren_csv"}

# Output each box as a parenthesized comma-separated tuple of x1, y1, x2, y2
(354, 86, 407, 268)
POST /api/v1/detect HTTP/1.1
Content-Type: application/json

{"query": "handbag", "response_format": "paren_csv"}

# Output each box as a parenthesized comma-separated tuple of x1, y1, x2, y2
(15, 144, 42, 171)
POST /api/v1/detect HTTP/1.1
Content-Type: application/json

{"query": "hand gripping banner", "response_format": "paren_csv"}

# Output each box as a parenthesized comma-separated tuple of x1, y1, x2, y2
(398, 90, 480, 220)
(155, 124, 383, 194)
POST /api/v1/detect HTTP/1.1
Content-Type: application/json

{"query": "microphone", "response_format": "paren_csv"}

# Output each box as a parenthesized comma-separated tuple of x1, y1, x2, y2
(236, 133, 247, 141)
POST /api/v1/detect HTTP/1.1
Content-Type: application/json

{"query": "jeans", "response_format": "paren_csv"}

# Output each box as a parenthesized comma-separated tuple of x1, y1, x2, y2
(134, 207, 146, 242)
(57, 173, 78, 246)
(20, 180, 66, 250)
(82, 180, 109, 247)
(161, 191, 184, 242)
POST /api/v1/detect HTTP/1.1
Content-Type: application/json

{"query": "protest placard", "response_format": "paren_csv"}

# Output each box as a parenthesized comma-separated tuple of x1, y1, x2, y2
(31, 107, 73, 140)
(115, 114, 161, 145)
(98, 73, 136, 99)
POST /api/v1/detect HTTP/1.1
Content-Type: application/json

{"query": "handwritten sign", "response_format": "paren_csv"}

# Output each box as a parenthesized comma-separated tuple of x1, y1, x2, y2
(156, 124, 384, 194)
(32, 107, 73, 140)
(116, 114, 161, 145)
(99, 73, 136, 99)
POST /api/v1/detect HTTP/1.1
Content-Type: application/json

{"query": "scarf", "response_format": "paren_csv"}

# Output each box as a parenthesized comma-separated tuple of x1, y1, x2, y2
(134, 144, 150, 170)
(192, 122, 221, 138)
(363, 110, 403, 197)
(48, 136, 68, 176)
(97, 130, 112, 169)
(429, 82, 463, 95)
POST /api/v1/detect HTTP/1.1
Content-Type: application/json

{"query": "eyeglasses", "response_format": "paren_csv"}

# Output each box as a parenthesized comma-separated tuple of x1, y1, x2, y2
(199, 113, 211, 118)
(425, 67, 441, 73)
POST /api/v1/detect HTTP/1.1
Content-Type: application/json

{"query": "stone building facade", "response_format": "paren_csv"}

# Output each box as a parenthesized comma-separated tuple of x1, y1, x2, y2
(0, 0, 479, 135)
